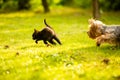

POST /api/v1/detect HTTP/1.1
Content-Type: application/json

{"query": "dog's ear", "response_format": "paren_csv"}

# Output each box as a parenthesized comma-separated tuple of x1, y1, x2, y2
(88, 18, 95, 25)
(94, 18, 97, 20)
(88, 19, 99, 30)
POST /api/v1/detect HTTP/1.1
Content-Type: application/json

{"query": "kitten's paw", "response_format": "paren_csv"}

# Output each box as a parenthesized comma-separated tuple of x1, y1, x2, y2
(46, 44, 51, 47)
(35, 41, 38, 44)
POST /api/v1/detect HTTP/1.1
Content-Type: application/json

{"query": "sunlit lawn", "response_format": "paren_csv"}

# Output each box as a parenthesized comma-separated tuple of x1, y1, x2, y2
(0, 7, 120, 80)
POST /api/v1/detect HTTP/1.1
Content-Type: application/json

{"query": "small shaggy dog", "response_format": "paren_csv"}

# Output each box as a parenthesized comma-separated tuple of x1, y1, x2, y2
(32, 19, 62, 46)
(87, 18, 120, 47)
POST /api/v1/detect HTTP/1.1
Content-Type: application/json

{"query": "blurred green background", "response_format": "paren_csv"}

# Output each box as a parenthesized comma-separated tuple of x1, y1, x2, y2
(0, 0, 120, 80)
(0, 0, 120, 13)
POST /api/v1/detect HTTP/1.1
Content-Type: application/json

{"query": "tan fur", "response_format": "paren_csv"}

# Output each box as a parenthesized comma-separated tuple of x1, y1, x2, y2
(87, 18, 120, 46)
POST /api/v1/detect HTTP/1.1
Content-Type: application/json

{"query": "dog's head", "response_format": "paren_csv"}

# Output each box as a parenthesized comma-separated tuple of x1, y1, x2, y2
(87, 19, 105, 39)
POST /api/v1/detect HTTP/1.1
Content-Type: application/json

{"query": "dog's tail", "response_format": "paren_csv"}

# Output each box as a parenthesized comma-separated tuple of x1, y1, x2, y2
(44, 19, 52, 29)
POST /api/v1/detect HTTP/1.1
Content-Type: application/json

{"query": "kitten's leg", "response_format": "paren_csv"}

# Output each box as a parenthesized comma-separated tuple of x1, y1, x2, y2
(49, 38, 56, 45)
(43, 40, 50, 46)
(53, 35, 62, 45)
(35, 40, 38, 44)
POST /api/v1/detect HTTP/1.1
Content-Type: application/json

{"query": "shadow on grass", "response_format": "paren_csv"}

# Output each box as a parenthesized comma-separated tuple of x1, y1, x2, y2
(72, 45, 120, 55)
(56, 45, 120, 62)
(20, 43, 120, 55)
(20, 45, 45, 49)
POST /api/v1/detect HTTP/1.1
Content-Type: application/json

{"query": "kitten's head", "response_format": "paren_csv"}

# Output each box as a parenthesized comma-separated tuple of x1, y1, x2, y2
(32, 29, 39, 40)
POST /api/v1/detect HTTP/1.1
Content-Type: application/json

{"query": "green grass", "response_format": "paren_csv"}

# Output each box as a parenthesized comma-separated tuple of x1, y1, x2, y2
(0, 7, 120, 80)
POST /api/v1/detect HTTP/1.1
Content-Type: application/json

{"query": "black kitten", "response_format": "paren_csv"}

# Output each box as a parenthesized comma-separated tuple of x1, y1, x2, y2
(32, 19, 62, 46)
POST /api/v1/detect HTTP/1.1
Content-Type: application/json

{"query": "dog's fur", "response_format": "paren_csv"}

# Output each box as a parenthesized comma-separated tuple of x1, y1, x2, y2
(32, 19, 62, 46)
(87, 18, 120, 46)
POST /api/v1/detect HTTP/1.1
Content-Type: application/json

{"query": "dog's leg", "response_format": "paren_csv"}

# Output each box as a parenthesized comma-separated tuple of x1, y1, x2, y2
(96, 41, 101, 46)
(96, 35, 106, 47)
(96, 38, 101, 46)
(96, 34, 113, 47)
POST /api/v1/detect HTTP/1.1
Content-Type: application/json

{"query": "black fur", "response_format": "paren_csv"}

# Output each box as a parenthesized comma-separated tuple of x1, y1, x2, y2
(32, 19, 62, 46)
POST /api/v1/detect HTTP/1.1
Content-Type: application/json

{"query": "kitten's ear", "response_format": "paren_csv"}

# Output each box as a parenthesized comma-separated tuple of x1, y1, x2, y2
(34, 29, 37, 32)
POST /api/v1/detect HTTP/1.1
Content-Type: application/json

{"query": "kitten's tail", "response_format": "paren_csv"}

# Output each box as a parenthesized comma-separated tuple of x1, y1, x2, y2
(44, 19, 52, 28)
